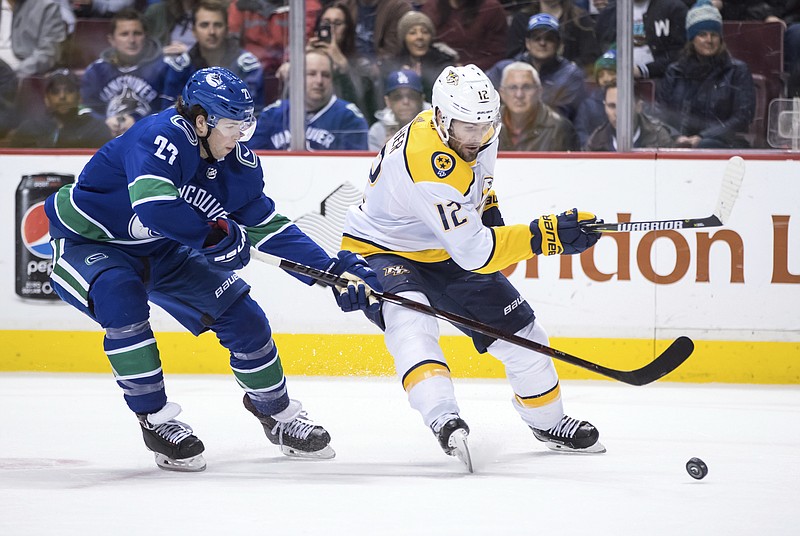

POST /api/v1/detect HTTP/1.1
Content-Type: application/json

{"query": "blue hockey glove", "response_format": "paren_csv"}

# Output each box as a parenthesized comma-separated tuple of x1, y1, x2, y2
(328, 250, 383, 314)
(530, 208, 602, 255)
(202, 217, 250, 270)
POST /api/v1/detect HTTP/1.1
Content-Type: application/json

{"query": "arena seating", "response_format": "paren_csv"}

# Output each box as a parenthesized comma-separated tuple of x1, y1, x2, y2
(63, 19, 111, 72)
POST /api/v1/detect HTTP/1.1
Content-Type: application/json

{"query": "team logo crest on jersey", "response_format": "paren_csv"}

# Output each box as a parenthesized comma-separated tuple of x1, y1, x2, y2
(383, 265, 411, 277)
(128, 214, 160, 239)
(431, 152, 455, 178)
(206, 167, 218, 179)
(84, 253, 109, 266)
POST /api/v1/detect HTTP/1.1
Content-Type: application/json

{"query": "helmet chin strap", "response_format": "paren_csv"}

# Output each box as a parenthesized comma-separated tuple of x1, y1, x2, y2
(200, 130, 216, 163)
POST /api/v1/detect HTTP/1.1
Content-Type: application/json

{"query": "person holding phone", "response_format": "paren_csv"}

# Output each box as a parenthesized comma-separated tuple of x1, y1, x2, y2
(278, 3, 380, 122)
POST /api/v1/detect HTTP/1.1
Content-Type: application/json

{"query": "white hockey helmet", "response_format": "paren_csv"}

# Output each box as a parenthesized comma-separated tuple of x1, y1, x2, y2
(432, 64, 501, 146)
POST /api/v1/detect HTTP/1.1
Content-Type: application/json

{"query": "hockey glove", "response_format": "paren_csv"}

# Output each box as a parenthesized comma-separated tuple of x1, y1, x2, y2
(328, 250, 383, 314)
(202, 217, 251, 270)
(530, 209, 602, 256)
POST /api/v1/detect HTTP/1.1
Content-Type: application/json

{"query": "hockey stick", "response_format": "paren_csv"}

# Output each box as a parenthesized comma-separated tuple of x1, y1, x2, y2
(582, 156, 745, 233)
(251, 249, 694, 386)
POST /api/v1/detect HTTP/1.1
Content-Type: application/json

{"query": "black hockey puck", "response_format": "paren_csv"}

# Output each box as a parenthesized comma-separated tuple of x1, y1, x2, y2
(686, 457, 708, 479)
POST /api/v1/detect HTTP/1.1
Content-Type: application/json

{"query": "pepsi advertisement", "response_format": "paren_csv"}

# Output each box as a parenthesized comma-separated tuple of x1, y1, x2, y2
(15, 173, 74, 300)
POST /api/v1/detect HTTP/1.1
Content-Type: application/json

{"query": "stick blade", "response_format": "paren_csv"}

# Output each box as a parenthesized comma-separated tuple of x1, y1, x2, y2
(620, 336, 695, 386)
(714, 156, 745, 224)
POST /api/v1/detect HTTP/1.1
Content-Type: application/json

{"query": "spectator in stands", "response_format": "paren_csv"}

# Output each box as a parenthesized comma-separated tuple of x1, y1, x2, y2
(72, 0, 134, 18)
(0, 0, 67, 77)
(0, 58, 18, 138)
(585, 83, 674, 150)
(655, 0, 754, 148)
(277, 3, 382, 122)
(382, 10, 458, 101)
(596, 0, 688, 79)
(575, 47, 616, 147)
(8, 69, 112, 148)
(498, 61, 578, 151)
(144, 0, 199, 56)
(488, 14, 586, 122)
(163, 0, 264, 106)
(369, 69, 428, 151)
(249, 50, 369, 150)
(339, 0, 412, 62)
(80, 9, 169, 137)
(422, 0, 507, 70)
(227, 0, 320, 74)
(507, 0, 601, 73)
(307, 2, 379, 122)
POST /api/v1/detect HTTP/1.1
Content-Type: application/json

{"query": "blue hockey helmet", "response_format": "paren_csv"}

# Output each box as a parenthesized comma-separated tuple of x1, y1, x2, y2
(181, 67, 255, 131)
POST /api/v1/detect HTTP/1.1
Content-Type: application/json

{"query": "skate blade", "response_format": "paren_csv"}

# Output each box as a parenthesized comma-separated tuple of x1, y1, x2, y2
(542, 440, 606, 454)
(449, 429, 473, 473)
(154, 453, 207, 472)
(280, 444, 336, 460)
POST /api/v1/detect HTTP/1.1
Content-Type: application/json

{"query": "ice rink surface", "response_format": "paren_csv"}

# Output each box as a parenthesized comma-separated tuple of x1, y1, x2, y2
(1, 373, 798, 535)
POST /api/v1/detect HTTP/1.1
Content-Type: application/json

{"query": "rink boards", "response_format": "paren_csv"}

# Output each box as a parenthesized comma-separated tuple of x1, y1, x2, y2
(1, 151, 798, 383)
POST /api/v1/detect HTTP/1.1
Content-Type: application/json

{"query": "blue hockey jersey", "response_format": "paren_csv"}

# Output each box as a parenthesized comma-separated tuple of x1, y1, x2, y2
(80, 39, 170, 121)
(249, 96, 369, 151)
(45, 107, 333, 279)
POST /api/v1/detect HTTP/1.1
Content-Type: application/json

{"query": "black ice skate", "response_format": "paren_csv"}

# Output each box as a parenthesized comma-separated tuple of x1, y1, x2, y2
(434, 416, 473, 473)
(243, 394, 335, 459)
(137, 402, 206, 472)
(531, 415, 606, 453)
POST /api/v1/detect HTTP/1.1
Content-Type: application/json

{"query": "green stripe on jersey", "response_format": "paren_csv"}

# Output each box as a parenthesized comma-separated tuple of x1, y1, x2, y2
(53, 185, 115, 242)
(49, 239, 90, 306)
(108, 341, 162, 378)
(246, 213, 293, 248)
(232, 357, 285, 391)
(128, 176, 179, 207)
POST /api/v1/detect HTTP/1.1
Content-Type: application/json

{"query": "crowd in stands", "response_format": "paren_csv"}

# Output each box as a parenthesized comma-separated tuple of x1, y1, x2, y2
(0, 0, 798, 151)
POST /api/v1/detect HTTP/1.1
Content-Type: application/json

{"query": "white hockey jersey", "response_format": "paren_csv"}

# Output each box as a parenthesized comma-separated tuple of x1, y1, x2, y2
(342, 110, 534, 274)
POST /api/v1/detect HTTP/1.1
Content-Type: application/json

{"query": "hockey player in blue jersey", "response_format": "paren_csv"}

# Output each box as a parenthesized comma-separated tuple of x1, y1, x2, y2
(44, 67, 382, 472)
(249, 50, 369, 151)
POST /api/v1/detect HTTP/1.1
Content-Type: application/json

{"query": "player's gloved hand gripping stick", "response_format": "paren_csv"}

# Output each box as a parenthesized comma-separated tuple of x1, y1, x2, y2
(327, 251, 382, 314)
(250, 248, 694, 386)
(203, 218, 251, 270)
(530, 209, 602, 255)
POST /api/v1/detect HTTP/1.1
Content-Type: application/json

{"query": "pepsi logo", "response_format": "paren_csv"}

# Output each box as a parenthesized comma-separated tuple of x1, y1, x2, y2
(21, 202, 53, 259)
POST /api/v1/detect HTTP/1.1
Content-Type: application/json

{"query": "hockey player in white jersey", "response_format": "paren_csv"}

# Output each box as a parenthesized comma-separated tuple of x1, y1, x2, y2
(341, 65, 606, 471)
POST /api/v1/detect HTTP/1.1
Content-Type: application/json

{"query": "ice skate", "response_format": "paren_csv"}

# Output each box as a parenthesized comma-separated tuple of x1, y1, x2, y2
(434, 416, 473, 473)
(243, 394, 335, 459)
(531, 415, 606, 454)
(137, 402, 206, 472)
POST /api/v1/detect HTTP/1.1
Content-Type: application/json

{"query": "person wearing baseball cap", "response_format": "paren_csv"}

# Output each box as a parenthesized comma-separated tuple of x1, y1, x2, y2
(369, 69, 430, 151)
(487, 12, 586, 122)
(505, 1, 601, 71)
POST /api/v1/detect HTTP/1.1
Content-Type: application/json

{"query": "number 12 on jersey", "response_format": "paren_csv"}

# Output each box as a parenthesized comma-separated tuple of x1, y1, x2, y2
(436, 201, 466, 231)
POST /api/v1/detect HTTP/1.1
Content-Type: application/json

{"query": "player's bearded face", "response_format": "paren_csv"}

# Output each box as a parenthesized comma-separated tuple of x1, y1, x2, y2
(448, 119, 494, 162)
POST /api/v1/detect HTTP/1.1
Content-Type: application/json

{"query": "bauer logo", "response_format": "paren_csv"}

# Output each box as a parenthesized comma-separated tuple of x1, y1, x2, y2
(20, 202, 53, 259)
